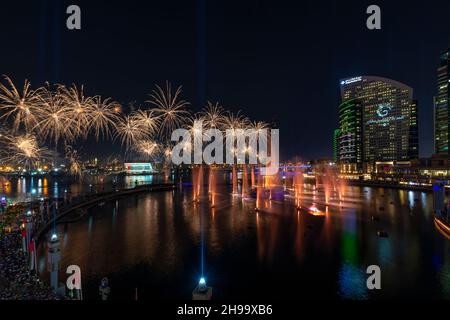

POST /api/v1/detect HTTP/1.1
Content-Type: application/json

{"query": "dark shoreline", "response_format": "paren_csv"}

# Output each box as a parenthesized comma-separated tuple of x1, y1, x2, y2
(345, 180, 433, 192)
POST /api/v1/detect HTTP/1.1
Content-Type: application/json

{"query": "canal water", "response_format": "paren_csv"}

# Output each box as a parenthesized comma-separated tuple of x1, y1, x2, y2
(32, 178, 450, 300)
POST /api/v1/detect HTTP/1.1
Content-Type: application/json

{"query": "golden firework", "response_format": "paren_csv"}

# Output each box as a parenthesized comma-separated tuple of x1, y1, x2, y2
(147, 81, 190, 139)
(0, 76, 40, 132)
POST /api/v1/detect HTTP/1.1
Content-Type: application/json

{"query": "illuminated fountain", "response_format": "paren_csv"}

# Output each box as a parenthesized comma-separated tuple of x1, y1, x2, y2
(266, 172, 281, 201)
(241, 165, 249, 198)
(338, 177, 346, 202)
(192, 167, 198, 202)
(323, 174, 331, 205)
(163, 147, 172, 183)
(310, 164, 347, 211)
(192, 165, 222, 206)
(192, 165, 205, 203)
(163, 165, 170, 183)
(208, 167, 216, 208)
(323, 165, 346, 204)
(255, 173, 264, 212)
(264, 175, 272, 199)
(208, 167, 214, 195)
(293, 168, 304, 210)
(251, 166, 256, 188)
(232, 165, 238, 195)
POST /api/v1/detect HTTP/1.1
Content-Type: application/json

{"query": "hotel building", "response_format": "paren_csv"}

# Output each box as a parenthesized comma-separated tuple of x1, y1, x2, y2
(336, 76, 419, 173)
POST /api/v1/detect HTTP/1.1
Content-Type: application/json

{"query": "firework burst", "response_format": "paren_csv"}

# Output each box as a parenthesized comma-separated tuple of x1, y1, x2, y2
(114, 114, 148, 148)
(130, 109, 160, 136)
(58, 83, 93, 139)
(186, 114, 213, 141)
(0, 76, 41, 132)
(0, 76, 272, 171)
(134, 140, 160, 161)
(223, 110, 249, 133)
(34, 85, 76, 146)
(89, 96, 122, 141)
(148, 82, 190, 139)
(201, 101, 226, 130)
(2, 133, 50, 170)
(249, 120, 269, 131)
(65, 145, 84, 178)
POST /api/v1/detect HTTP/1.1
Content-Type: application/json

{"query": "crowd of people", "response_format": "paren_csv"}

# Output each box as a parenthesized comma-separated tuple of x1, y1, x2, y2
(0, 231, 56, 300)
(0, 189, 113, 300)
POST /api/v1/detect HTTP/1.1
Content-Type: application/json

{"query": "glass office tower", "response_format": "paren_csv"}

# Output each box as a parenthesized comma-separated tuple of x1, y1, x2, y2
(434, 48, 450, 154)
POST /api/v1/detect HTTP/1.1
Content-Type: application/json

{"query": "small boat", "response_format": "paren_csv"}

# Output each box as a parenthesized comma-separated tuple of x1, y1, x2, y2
(377, 230, 388, 238)
(434, 217, 450, 240)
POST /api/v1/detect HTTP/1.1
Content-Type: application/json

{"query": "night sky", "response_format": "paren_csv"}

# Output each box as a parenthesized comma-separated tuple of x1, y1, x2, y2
(1, 0, 450, 161)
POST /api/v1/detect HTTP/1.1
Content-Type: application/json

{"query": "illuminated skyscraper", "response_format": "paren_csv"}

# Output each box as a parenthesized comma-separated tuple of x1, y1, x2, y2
(336, 76, 419, 172)
(434, 48, 450, 154)
(333, 128, 340, 162)
(336, 99, 363, 172)
(409, 100, 419, 159)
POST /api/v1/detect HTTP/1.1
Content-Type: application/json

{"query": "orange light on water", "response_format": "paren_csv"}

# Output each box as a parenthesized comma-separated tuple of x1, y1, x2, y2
(308, 206, 325, 216)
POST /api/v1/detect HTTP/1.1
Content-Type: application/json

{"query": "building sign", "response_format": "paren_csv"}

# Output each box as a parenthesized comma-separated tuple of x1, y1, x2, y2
(341, 76, 362, 85)
(367, 115, 406, 127)
(366, 104, 405, 127)
(376, 104, 392, 117)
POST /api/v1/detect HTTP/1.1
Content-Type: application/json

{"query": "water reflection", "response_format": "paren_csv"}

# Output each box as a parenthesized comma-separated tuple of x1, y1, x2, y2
(0, 174, 160, 203)
(34, 183, 450, 300)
